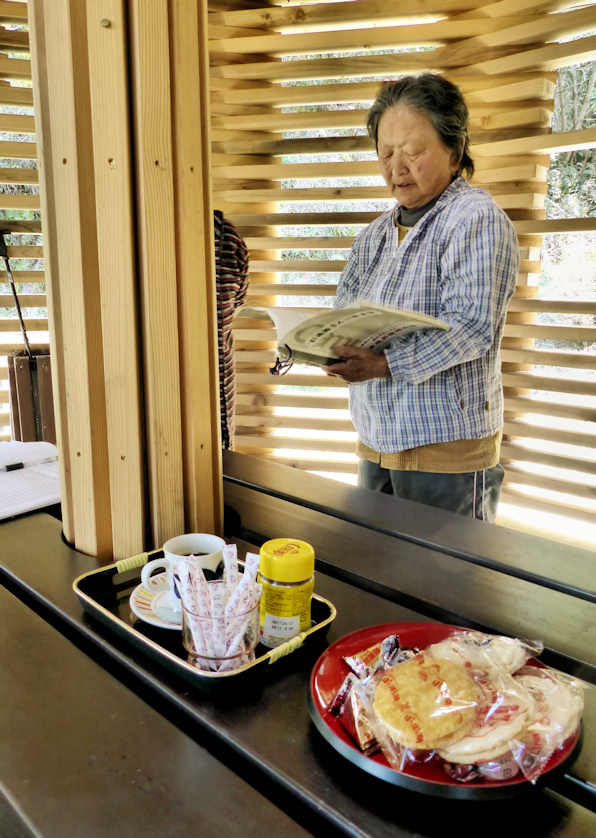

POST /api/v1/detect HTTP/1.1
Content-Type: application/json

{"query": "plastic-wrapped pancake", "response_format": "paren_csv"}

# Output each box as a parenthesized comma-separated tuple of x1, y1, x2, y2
(427, 632, 534, 675)
(437, 671, 534, 764)
(373, 654, 478, 750)
(515, 667, 584, 749)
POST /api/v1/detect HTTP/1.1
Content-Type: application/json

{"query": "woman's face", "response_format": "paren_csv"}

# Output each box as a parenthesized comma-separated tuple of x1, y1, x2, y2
(377, 104, 459, 210)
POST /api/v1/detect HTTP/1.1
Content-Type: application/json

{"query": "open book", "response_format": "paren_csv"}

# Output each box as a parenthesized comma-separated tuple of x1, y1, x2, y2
(236, 304, 449, 373)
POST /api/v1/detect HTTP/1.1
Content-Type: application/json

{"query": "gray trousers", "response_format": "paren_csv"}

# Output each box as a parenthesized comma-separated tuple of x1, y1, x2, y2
(358, 460, 505, 523)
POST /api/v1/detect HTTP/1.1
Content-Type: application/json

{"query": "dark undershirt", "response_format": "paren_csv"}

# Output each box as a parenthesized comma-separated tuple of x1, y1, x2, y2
(397, 194, 440, 227)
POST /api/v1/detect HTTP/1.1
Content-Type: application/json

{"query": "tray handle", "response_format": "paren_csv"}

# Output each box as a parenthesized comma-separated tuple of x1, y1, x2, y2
(267, 632, 307, 664)
(115, 552, 149, 574)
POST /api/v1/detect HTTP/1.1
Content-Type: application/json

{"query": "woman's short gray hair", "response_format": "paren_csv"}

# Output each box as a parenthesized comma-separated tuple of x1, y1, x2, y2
(367, 73, 474, 178)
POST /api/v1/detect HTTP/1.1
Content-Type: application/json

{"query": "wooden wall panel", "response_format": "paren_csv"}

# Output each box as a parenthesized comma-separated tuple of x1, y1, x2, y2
(169, 0, 223, 534)
(29, 0, 112, 558)
(208, 0, 596, 528)
(86, 0, 145, 557)
(128, 0, 185, 546)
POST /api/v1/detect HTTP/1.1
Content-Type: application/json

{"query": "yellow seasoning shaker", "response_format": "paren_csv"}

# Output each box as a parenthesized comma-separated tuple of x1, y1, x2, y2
(258, 538, 315, 649)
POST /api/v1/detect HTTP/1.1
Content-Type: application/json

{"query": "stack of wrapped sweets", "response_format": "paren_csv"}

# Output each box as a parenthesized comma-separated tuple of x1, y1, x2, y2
(328, 629, 587, 783)
(175, 545, 262, 672)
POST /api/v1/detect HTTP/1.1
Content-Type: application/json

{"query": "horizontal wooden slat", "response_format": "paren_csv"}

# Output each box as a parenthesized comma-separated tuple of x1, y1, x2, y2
(0, 194, 39, 210)
(503, 395, 596, 423)
(4, 245, 43, 258)
(501, 441, 596, 476)
(236, 392, 349, 411)
(500, 487, 596, 525)
(0, 294, 46, 307)
(209, 19, 536, 58)
(474, 126, 596, 157)
(505, 470, 596, 502)
(0, 27, 29, 51)
(467, 31, 596, 75)
(213, 159, 548, 183)
(238, 371, 347, 389)
(213, 102, 552, 134)
(0, 54, 31, 80)
(209, 0, 488, 30)
(0, 86, 33, 107)
(248, 260, 342, 272)
(0, 166, 38, 185)
(237, 414, 355, 432)
(503, 371, 596, 397)
(0, 140, 37, 158)
(0, 113, 35, 134)
(244, 237, 355, 249)
(2, 221, 45, 234)
(235, 434, 355, 453)
(501, 347, 595, 369)
(0, 318, 47, 331)
(246, 285, 336, 297)
(508, 299, 596, 315)
(0, 1, 28, 23)
(503, 418, 595, 448)
(503, 323, 596, 342)
(0, 270, 43, 281)
(215, 185, 546, 210)
(214, 75, 556, 107)
(0, 341, 48, 352)
(235, 350, 275, 364)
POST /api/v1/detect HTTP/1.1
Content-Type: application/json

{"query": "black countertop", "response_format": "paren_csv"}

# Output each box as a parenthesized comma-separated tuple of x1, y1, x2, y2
(1, 512, 595, 837)
(1, 586, 311, 838)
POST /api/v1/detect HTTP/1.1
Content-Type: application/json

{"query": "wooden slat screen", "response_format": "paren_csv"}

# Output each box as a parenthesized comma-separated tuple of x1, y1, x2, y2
(208, 0, 596, 533)
(0, 0, 41, 442)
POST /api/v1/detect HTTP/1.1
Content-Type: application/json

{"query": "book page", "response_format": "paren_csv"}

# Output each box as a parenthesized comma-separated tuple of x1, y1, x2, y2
(0, 460, 60, 520)
(236, 306, 327, 341)
(0, 440, 58, 469)
(283, 306, 449, 359)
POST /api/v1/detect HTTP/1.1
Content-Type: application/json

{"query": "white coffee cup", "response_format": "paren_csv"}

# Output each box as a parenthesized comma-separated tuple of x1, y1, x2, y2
(140, 533, 226, 617)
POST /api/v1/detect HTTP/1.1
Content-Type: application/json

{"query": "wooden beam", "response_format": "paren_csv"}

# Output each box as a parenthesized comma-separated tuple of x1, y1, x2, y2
(0, 113, 35, 133)
(28, 0, 112, 558)
(0, 0, 28, 23)
(129, 0, 185, 547)
(214, 74, 556, 107)
(0, 166, 38, 185)
(0, 84, 34, 106)
(474, 126, 596, 156)
(169, 0, 223, 535)
(208, 17, 526, 57)
(466, 32, 596, 73)
(0, 140, 37, 158)
(86, 0, 145, 558)
(208, 0, 488, 29)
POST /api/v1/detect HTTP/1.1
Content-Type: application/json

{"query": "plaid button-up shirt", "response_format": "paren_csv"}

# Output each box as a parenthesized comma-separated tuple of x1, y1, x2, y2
(335, 177, 519, 453)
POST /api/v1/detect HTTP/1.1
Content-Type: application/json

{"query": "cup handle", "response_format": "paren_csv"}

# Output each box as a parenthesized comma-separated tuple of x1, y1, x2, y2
(140, 558, 169, 587)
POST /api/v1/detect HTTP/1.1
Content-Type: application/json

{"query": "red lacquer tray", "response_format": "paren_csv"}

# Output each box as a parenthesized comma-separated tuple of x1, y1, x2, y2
(308, 622, 582, 800)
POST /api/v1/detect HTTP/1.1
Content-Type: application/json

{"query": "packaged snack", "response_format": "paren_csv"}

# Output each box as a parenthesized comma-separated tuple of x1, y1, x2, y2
(349, 629, 587, 784)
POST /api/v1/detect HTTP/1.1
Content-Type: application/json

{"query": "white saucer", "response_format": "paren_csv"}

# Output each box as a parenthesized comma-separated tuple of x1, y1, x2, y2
(129, 572, 182, 630)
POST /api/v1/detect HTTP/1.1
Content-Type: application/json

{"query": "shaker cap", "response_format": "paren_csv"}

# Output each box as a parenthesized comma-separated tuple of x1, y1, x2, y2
(259, 538, 314, 583)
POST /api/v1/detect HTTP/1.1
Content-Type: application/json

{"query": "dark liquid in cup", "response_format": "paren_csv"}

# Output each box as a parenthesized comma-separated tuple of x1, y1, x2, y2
(179, 551, 209, 556)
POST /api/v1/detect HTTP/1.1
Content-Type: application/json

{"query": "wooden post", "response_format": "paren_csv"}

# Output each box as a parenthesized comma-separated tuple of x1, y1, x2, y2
(128, 0, 185, 547)
(86, 0, 146, 557)
(168, 0, 223, 534)
(28, 0, 112, 559)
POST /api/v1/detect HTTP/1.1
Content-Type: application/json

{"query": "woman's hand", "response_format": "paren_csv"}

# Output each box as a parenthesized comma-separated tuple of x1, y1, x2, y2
(323, 345, 389, 382)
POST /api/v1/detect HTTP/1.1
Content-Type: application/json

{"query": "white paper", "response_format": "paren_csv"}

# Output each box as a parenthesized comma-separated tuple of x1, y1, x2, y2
(0, 440, 58, 468)
(0, 442, 60, 520)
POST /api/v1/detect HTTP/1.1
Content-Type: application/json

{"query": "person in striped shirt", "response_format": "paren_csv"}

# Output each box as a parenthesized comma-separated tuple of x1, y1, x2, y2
(214, 210, 249, 449)
(325, 74, 519, 522)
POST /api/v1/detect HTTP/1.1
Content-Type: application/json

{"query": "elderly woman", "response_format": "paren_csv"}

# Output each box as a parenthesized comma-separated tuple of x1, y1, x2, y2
(325, 74, 519, 522)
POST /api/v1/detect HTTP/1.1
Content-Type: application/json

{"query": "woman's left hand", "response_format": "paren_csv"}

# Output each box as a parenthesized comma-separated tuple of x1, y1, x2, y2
(323, 345, 389, 382)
